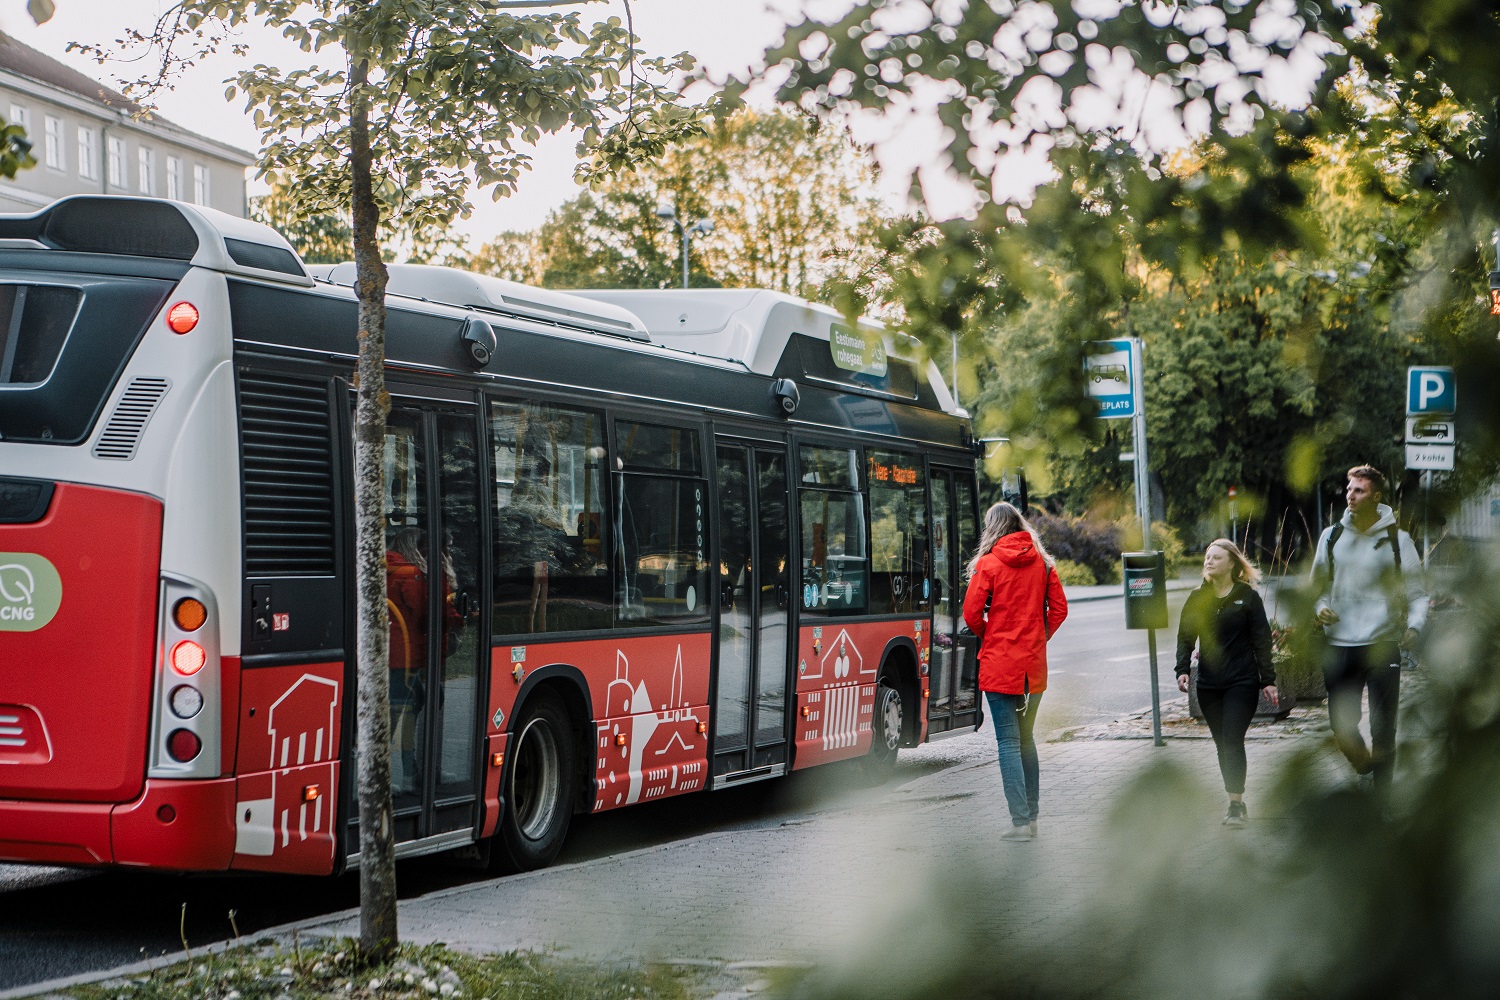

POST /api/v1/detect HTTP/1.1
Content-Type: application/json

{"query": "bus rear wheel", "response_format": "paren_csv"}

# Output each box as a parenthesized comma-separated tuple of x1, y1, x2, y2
(865, 680, 903, 775)
(494, 690, 576, 873)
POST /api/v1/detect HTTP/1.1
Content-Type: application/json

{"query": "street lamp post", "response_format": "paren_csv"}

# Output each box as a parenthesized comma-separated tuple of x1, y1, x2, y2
(656, 202, 713, 289)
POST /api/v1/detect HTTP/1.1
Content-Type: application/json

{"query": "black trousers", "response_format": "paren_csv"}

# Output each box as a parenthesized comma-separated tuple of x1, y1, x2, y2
(1198, 684, 1259, 795)
(1324, 642, 1401, 791)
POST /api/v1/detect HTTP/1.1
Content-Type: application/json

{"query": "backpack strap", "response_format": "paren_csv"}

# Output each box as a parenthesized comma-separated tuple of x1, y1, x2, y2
(1325, 523, 1344, 585)
(1387, 525, 1402, 574)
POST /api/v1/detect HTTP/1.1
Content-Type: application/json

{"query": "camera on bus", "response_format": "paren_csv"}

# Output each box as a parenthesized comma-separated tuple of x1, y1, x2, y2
(770, 378, 800, 417)
(461, 317, 497, 368)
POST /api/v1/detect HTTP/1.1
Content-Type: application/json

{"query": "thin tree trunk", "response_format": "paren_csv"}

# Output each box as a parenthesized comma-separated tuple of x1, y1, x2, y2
(349, 51, 398, 963)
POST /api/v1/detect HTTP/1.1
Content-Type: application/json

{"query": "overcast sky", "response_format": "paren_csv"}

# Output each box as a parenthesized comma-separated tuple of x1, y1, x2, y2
(1, 0, 826, 243)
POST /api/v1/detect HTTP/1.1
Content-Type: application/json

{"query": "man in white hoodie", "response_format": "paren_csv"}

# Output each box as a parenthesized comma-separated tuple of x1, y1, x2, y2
(1310, 465, 1427, 793)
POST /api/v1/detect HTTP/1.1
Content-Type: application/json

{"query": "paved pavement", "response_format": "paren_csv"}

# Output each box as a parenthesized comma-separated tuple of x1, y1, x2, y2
(297, 718, 1323, 971)
(8, 696, 1346, 999)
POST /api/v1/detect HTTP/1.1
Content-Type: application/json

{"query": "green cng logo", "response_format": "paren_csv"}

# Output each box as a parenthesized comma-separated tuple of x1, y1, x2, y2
(0, 553, 62, 631)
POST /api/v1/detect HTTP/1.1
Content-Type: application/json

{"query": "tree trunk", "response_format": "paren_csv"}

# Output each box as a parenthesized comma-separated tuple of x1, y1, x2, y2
(349, 52, 398, 963)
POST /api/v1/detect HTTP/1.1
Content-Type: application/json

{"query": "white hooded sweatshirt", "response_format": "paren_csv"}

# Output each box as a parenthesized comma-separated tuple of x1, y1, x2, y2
(1310, 503, 1427, 647)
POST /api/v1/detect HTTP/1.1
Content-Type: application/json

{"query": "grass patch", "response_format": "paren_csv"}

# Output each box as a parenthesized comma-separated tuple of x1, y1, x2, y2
(58, 939, 697, 1000)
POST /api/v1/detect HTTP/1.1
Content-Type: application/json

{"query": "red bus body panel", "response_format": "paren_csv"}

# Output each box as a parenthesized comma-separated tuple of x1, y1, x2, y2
(488, 633, 712, 815)
(0, 799, 113, 865)
(0, 484, 162, 803)
(792, 619, 929, 770)
(229, 662, 343, 875)
(112, 778, 237, 869)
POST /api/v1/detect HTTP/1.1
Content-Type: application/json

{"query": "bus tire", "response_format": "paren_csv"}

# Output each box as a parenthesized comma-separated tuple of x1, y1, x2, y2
(865, 679, 903, 775)
(494, 689, 576, 873)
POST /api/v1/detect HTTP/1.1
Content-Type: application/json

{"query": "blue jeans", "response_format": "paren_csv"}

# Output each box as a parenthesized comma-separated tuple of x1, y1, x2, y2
(986, 691, 1042, 827)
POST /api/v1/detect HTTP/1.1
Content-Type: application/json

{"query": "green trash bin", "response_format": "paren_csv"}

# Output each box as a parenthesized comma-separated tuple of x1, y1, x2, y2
(1122, 551, 1167, 630)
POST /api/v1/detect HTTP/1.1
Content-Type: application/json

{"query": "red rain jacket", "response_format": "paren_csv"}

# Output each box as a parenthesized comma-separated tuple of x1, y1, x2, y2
(962, 532, 1068, 695)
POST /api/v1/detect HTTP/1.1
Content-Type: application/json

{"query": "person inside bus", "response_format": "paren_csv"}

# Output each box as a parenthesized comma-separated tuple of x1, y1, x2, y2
(386, 526, 462, 790)
(498, 450, 578, 631)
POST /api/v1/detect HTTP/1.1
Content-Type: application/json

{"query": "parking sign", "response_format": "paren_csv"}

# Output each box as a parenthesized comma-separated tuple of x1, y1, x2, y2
(1407, 366, 1455, 415)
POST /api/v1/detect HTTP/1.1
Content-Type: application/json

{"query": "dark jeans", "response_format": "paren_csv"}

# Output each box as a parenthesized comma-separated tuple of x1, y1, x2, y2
(985, 691, 1042, 827)
(1324, 642, 1401, 791)
(1197, 684, 1259, 795)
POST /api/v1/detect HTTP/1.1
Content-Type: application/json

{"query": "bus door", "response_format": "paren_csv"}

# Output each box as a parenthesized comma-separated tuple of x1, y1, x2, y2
(927, 466, 981, 737)
(711, 439, 792, 785)
(358, 403, 486, 849)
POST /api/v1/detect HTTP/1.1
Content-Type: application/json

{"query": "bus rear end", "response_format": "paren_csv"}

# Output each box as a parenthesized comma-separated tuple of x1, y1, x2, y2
(0, 196, 306, 870)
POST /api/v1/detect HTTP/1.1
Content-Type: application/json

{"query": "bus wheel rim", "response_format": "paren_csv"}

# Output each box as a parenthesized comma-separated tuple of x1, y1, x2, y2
(513, 716, 561, 841)
(880, 689, 902, 750)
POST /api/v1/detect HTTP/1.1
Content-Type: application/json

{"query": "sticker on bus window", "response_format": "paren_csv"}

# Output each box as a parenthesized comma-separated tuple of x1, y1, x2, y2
(0, 553, 63, 632)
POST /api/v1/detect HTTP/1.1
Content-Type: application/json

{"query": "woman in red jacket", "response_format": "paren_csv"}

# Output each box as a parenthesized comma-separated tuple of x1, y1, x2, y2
(963, 502, 1068, 842)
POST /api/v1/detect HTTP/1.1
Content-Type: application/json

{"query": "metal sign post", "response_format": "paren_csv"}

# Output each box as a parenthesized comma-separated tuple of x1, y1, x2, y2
(1091, 338, 1163, 745)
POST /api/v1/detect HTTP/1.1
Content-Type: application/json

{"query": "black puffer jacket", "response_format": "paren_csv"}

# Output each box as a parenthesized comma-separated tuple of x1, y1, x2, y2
(1174, 581, 1275, 690)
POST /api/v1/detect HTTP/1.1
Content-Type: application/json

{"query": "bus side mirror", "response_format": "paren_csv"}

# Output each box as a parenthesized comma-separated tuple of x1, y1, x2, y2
(461, 317, 496, 368)
(770, 378, 799, 417)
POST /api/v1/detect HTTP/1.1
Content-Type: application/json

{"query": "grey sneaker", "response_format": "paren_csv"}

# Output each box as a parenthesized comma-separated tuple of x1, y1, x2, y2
(1223, 801, 1248, 828)
(1029, 821, 1038, 838)
(1001, 825, 1034, 842)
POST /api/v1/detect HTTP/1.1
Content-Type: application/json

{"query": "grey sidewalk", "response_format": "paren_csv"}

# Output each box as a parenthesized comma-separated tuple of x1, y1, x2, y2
(293, 728, 1320, 967)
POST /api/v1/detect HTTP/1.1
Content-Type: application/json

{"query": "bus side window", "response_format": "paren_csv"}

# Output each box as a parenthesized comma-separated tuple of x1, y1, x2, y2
(489, 400, 610, 636)
(797, 445, 868, 614)
(868, 451, 928, 614)
(613, 420, 709, 627)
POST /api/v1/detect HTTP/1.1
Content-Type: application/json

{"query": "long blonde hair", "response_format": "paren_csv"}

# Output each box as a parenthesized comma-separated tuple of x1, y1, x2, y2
(1204, 538, 1260, 586)
(966, 501, 1053, 579)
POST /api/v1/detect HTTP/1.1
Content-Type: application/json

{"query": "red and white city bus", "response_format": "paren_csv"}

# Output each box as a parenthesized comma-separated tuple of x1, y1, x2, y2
(0, 195, 981, 875)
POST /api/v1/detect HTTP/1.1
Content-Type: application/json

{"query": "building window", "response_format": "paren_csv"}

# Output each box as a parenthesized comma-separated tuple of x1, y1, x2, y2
(43, 115, 63, 170)
(192, 164, 209, 205)
(106, 135, 125, 188)
(9, 105, 27, 132)
(166, 156, 182, 200)
(77, 127, 98, 181)
(137, 146, 156, 195)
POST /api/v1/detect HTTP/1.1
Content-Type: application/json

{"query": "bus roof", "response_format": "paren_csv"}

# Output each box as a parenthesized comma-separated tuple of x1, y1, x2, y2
(309, 262, 652, 343)
(0, 195, 312, 287)
(572, 288, 958, 413)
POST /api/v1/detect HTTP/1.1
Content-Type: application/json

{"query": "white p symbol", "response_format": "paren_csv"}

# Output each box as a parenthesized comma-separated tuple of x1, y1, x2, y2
(1419, 372, 1446, 409)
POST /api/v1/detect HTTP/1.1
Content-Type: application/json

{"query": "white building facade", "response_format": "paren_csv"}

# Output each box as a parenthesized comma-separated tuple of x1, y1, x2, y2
(0, 31, 252, 217)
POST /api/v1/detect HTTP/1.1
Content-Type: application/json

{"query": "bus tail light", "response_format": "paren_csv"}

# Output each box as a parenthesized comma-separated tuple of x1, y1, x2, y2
(174, 598, 207, 631)
(167, 728, 202, 762)
(149, 575, 222, 781)
(171, 640, 206, 675)
(166, 301, 199, 334)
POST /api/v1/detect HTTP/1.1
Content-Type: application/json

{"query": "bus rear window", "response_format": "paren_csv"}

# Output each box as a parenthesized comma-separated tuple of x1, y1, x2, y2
(0, 284, 81, 385)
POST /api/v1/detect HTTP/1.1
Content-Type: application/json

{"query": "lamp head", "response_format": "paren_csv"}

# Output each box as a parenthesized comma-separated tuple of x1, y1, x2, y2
(655, 201, 677, 221)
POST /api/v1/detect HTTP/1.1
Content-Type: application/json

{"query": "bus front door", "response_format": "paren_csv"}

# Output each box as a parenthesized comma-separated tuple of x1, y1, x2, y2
(927, 466, 982, 737)
(711, 441, 792, 786)
(354, 403, 486, 854)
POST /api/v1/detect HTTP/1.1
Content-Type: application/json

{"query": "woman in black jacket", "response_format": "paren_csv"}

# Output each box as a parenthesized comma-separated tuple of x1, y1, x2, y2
(1176, 539, 1277, 828)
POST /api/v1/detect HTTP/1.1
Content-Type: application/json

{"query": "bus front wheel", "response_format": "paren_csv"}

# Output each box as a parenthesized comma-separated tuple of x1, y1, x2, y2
(494, 689, 576, 873)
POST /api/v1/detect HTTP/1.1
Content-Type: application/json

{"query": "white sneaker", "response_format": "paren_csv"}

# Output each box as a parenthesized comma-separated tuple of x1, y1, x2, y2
(1001, 825, 1034, 842)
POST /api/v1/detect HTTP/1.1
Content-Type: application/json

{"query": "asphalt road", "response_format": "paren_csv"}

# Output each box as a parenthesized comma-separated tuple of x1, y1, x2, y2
(0, 591, 1172, 994)
(1041, 587, 1193, 735)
